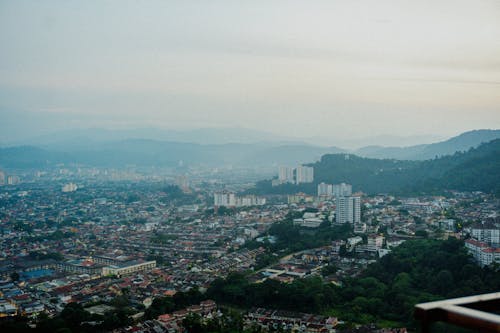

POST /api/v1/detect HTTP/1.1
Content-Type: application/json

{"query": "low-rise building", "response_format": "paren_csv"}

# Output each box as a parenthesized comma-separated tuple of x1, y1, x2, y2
(102, 260, 156, 278)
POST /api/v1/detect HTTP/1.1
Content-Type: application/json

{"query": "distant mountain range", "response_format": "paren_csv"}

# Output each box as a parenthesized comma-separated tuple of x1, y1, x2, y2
(0, 140, 345, 170)
(0, 129, 499, 171)
(354, 129, 500, 160)
(17, 127, 298, 147)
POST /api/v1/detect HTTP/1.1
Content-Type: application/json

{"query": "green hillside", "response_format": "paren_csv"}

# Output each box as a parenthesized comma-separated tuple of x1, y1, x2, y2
(252, 139, 500, 196)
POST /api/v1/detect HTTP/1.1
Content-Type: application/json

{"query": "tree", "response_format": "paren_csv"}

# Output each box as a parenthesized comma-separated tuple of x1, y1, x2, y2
(415, 230, 428, 238)
(321, 264, 338, 276)
(433, 270, 455, 295)
(10, 272, 20, 282)
(144, 296, 175, 320)
(182, 313, 203, 333)
(60, 302, 90, 327)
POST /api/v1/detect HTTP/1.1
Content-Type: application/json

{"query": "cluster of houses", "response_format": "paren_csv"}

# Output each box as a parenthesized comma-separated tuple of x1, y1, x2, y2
(245, 308, 338, 333)
(464, 218, 500, 267)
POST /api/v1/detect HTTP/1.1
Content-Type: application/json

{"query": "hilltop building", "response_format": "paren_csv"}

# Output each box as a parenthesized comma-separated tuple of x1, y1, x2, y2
(274, 165, 314, 186)
(278, 166, 295, 183)
(295, 165, 314, 184)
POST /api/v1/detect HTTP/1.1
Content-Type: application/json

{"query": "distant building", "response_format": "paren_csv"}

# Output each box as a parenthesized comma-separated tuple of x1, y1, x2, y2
(236, 195, 266, 207)
(274, 165, 314, 186)
(175, 175, 190, 192)
(465, 220, 500, 266)
(278, 166, 295, 183)
(7, 175, 20, 185)
(317, 182, 333, 197)
(336, 196, 361, 224)
(367, 234, 385, 251)
(293, 217, 324, 228)
(245, 308, 338, 332)
(465, 239, 500, 267)
(214, 191, 265, 207)
(354, 223, 367, 234)
(295, 165, 314, 184)
(470, 221, 500, 247)
(214, 191, 236, 207)
(102, 260, 156, 278)
(288, 193, 314, 204)
(355, 234, 385, 254)
(347, 236, 363, 248)
(0, 170, 5, 185)
(318, 182, 353, 198)
(439, 219, 456, 232)
(62, 183, 78, 192)
(332, 183, 352, 197)
(57, 258, 105, 275)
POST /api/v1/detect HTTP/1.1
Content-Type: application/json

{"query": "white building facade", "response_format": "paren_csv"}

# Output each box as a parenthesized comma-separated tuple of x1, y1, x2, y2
(332, 183, 352, 197)
(295, 166, 314, 184)
(336, 196, 361, 224)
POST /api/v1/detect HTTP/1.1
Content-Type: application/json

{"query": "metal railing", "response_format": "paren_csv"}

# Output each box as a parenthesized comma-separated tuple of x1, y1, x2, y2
(414, 292, 500, 332)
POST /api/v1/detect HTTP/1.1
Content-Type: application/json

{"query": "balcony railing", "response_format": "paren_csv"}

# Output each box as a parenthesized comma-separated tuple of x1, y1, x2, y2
(414, 292, 500, 332)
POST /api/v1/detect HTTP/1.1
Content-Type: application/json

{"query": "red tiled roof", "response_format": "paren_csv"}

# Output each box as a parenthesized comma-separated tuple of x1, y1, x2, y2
(465, 239, 488, 248)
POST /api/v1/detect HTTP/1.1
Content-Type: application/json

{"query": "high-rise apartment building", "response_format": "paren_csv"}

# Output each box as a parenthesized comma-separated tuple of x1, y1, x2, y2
(214, 191, 236, 207)
(214, 191, 265, 207)
(275, 165, 314, 186)
(317, 182, 333, 196)
(332, 183, 352, 197)
(471, 221, 500, 247)
(336, 196, 361, 224)
(278, 167, 295, 183)
(295, 165, 314, 184)
(7, 175, 20, 185)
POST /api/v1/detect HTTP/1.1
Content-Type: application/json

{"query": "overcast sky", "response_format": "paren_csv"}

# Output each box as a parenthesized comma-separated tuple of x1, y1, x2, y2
(1, 0, 499, 142)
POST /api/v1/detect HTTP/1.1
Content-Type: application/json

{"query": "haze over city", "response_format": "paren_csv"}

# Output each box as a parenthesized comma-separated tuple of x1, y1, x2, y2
(1, 2, 500, 333)
(1, 0, 500, 145)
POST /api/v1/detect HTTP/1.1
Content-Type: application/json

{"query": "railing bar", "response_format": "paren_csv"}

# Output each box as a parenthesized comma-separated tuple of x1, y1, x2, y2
(442, 305, 500, 325)
(416, 292, 500, 311)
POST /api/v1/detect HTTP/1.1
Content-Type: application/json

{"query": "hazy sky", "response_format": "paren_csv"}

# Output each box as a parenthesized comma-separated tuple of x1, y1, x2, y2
(1, 0, 499, 141)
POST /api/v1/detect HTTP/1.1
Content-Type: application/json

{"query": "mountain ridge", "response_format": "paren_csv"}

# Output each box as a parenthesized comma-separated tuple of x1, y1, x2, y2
(354, 129, 500, 160)
(0, 129, 499, 172)
(0, 140, 345, 169)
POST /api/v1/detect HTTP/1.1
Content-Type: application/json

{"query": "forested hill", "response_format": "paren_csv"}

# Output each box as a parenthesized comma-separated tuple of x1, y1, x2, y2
(252, 139, 500, 196)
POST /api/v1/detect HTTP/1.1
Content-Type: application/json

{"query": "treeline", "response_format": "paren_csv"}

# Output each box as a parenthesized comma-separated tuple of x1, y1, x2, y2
(244, 218, 352, 269)
(253, 219, 352, 253)
(207, 273, 338, 314)
(249, 139, 500, 196)
(207, 238, 500, 327)
(339, 238, 500, 324)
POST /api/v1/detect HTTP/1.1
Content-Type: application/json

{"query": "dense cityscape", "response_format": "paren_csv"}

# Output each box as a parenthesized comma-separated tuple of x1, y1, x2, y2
(2, 1, 500, 332)
(0, 154, 498, 332)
